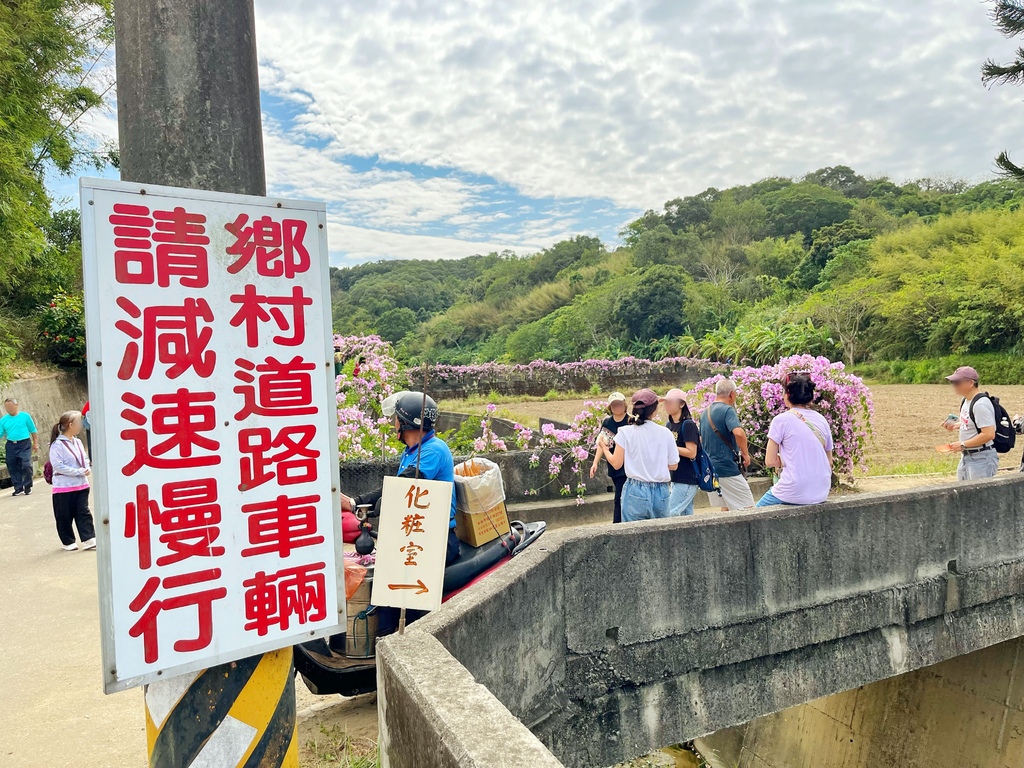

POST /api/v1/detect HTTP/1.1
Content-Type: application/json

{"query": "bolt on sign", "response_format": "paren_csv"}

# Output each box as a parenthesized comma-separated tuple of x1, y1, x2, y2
(79, 179, 344, 693)
(370, 476, 453, 613)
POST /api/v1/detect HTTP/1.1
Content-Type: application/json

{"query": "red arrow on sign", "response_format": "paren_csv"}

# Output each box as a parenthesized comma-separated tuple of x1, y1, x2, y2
(388, 580, 429, 595)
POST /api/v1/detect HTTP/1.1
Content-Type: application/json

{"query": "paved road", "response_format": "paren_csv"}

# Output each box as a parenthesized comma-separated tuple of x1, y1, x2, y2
(0, 484, 147, 767)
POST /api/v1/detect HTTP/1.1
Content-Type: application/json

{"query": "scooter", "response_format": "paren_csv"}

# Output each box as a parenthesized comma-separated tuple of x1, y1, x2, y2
(293, 510, 546, 697)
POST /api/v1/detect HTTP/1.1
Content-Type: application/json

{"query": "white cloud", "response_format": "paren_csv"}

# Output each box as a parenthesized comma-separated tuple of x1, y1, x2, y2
(253, 0, 1022, 213)
(326, 222, 537, 265)
(61, 1, 1024, 262)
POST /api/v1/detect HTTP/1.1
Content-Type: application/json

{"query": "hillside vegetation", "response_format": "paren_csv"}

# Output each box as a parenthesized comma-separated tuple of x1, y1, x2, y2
(331, 168, 1024, 372)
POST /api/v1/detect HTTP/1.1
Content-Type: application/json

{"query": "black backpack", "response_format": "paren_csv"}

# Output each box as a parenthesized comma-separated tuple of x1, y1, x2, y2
(966, 392, 1016, 454)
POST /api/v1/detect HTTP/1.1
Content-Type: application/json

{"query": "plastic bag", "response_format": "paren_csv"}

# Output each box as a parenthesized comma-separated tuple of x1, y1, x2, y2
(453, 457, 505, 512)
(344, 559, 367, 600)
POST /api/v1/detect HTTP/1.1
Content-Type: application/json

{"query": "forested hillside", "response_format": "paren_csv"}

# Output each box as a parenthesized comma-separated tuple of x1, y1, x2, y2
(331, 167, 1024, 368)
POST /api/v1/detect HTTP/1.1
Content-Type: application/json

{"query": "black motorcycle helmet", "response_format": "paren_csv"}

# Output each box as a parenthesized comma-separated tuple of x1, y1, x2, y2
(393, 391, 439, 432)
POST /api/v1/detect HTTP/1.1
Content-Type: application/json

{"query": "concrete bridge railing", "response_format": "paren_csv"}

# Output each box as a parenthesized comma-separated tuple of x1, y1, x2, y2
(377, 474, 1024, 768)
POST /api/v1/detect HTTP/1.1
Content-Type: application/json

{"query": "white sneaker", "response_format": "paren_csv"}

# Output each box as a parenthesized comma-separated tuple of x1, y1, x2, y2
(62, 543, 78, 552)
(81, 538, 97, 551)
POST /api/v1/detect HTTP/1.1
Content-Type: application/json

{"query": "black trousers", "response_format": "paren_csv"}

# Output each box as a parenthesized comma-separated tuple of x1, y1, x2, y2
(611, 474, 627, 524)
(6, 438, 33, 492)
(52, 488, 96, 546)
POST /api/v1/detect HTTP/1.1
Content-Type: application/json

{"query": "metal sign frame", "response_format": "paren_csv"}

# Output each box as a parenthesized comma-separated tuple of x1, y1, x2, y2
(80, 177, 345, 693)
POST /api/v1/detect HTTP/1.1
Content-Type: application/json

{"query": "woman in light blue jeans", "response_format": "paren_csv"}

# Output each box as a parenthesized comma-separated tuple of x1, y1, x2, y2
(664, 388, 700, 517)
(602, 389, 679, 521)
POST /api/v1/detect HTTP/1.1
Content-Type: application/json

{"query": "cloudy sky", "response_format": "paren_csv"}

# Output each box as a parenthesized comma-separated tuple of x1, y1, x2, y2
(67, 0, 1022, 266)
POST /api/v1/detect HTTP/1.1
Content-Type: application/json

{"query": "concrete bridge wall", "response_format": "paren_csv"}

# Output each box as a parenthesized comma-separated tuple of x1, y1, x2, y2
(378, 474, 1024, 768)
(698, 635, 1024, 768)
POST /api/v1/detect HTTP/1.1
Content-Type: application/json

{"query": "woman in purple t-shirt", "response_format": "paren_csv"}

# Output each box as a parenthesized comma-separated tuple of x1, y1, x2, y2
(756, 374, 834, 507)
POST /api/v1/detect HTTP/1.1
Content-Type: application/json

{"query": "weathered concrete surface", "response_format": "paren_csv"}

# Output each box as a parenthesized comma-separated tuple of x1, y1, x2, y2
(378, 474, 1024, 767)
(114, 0, 266, 195)
(377, 632, 562, 768)
(339, 450, 610, 502)
(1, 370, 89, 444)
(698, 636, 1024, 767)
(507, 475, 772, 531)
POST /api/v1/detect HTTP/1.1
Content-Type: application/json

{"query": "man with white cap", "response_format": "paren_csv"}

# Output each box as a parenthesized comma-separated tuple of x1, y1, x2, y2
(944, 366, 999, 481)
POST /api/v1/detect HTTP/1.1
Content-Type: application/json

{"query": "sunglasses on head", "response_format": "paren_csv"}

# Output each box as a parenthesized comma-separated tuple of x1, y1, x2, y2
(783, 371, 811, 386)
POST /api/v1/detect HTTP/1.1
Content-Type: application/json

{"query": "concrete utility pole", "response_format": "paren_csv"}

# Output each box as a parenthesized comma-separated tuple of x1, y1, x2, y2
(113, 2, 297, 766)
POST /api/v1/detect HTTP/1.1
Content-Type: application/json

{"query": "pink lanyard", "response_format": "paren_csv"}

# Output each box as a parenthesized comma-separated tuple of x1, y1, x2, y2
(63, 438, 86, 468)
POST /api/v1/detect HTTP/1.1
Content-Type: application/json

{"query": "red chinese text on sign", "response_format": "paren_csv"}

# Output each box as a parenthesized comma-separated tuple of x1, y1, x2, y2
(225, 214, 312, 278)
(115, 296, 216, 380)
(241, 493, 325, 558)
(238, 425, 320, 491)
(125, 479, 225, 570)
(110, 203, 210, 288)
(229, 284, 312, 347)
(128, 568, 228, 664)
(120, 390, 221, 476)
(242, 561, 327, 636)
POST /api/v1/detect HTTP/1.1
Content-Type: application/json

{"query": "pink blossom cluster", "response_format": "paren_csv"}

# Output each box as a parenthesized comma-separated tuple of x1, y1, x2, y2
(520, 401, 607, 499)
(687, 355, 875, 479)
(334, 335, 405, 460)
(473, 415, 508, 453)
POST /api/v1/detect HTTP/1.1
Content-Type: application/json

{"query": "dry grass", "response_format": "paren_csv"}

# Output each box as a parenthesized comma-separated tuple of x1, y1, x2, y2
(300, 725, 378, 768)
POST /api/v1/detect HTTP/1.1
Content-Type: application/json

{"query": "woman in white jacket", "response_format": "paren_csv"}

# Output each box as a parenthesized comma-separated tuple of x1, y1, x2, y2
(49, 410, 95, 552)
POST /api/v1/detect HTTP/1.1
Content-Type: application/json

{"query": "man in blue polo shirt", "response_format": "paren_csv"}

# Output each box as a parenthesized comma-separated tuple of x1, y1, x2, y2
(1, 398, 39, 496)
(341, 391, 461, 564)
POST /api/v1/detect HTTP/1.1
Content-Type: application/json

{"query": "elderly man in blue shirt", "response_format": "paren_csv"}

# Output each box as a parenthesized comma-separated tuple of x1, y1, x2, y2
(1, 398, 39, 496)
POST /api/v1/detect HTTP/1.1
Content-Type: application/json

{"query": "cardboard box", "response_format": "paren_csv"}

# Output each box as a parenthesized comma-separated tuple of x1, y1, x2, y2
(453, 457, 509, 547)
(455, 501, 511, 547)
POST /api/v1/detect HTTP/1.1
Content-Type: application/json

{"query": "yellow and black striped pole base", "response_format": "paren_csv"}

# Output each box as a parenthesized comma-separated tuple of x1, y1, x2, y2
(144, 649, 298, 768)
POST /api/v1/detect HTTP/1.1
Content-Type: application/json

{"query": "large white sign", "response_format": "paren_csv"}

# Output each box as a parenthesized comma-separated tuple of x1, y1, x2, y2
(370, 476, 452, 613)
(80, 178, 344, 693)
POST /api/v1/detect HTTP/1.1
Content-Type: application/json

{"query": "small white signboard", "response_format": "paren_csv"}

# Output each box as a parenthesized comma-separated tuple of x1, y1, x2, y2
(80, 178, 344, 693)
(370, 476, 453, 613)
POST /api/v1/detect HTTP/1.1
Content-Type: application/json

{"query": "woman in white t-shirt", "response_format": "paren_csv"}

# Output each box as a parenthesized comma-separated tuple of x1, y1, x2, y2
(602, 389, 679, 521)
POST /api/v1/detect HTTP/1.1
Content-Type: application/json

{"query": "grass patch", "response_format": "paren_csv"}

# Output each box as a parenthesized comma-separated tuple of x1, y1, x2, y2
(438, 391, 593, 409)
(853, 354, 1024, 386)
(867, 455, 959, 476)
(301, 725, 379, 768)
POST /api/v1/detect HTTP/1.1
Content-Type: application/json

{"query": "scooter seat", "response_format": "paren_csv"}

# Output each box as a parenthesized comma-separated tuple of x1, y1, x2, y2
(442, 527, 522, 594)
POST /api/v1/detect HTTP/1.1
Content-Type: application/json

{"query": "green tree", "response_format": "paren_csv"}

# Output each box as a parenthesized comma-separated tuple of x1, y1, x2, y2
(763, 183, 855, 241)
(982, 1, 1024, 178)
(791, 219, 872, 289)
(532, 235, 605, 283)
(631, 224, 675, 267)
(0, 0, 114, 301)
(619, 209, 665, 247)
(614, 265, 690, 340)
(375, 307, 419, 344)
(663, 188, 719, 233)
(803, 165, 868, 197)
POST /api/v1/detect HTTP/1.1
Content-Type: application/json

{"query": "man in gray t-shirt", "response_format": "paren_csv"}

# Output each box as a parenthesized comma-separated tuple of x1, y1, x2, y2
(944, 366, 999, 481)
(699, 378, 754, 510)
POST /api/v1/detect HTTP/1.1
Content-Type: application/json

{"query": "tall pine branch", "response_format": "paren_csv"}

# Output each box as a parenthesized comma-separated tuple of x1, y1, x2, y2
(983, 1, 1024, 178)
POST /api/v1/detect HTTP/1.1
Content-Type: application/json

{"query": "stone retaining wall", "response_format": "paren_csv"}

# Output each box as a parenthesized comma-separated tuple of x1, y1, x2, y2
(428, 361, 720, 400)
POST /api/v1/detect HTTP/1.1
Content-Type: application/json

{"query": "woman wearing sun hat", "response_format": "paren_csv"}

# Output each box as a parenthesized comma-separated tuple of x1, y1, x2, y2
(601, 389, 679, 521)
(591, 392, 630, 523)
